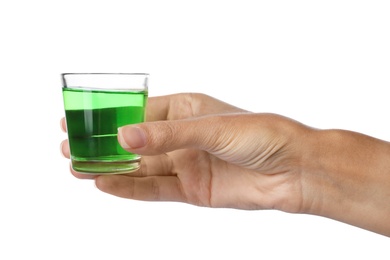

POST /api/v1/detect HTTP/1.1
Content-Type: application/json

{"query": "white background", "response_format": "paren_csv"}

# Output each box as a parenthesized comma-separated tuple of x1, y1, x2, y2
(0, 0, 389, 259)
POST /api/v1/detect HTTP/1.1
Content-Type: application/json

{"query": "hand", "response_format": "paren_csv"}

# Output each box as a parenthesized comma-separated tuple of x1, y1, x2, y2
(61, 93, 390, 236)
(61, 93, 310, 212)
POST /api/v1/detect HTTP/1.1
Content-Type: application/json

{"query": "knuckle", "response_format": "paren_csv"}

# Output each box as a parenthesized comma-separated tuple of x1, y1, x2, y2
(148, 121, 178, 151)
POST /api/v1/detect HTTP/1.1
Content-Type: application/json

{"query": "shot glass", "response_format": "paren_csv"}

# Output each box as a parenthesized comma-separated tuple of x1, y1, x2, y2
(61, 73, 148, 174)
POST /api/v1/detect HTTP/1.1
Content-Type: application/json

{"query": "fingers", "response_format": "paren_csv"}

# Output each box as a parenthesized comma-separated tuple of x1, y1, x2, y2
(69, 165, 186, 202)
(145, 95, 171, 121)
(136, 154, 175, 177)
(95, 175, 187, 202)
(146, 93, 246, 122)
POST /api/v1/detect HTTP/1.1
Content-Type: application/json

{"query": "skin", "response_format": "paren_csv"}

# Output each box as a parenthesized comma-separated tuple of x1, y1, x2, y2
(60, 93, 390, 237)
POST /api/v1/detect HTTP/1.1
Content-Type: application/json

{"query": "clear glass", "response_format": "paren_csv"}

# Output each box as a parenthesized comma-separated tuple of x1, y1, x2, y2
(61, 73, 149, 174)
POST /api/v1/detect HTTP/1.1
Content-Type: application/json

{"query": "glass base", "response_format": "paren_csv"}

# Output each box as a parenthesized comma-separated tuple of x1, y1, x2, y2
(71, 158, 141, 175)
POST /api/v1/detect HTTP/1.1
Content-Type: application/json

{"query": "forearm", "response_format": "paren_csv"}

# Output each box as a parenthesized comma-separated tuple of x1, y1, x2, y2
(304, 129, 390, 236)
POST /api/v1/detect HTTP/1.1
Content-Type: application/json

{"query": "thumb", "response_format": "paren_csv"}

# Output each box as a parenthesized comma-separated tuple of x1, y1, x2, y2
(117, 117, 226, 155)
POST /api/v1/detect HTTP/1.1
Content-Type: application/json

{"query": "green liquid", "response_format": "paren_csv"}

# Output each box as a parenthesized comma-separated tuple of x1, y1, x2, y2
(62, 88, 147, 173)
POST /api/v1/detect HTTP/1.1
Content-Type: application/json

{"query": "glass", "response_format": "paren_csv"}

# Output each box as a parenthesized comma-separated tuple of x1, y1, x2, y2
(61, 73, 148, 174)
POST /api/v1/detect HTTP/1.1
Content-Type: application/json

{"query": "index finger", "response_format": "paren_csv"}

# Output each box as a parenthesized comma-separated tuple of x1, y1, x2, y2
(145, 95, 171, 122)
(146, 93, 246, 122)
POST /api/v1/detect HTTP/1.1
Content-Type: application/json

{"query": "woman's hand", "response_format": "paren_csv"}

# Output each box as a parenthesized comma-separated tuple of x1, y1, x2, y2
(61, 93, 390, 236)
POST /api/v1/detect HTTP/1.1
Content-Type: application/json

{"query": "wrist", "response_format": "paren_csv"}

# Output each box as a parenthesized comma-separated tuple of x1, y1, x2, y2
(302, 129, 390, 236)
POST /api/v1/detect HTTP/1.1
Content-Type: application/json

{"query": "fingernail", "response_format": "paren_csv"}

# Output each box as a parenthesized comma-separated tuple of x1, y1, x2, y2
(118, 126, 147, 149)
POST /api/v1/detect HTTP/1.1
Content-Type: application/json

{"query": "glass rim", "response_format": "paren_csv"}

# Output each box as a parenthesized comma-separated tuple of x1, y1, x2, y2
(61, 73, 149, 91)
(61, 73, 149, 76)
